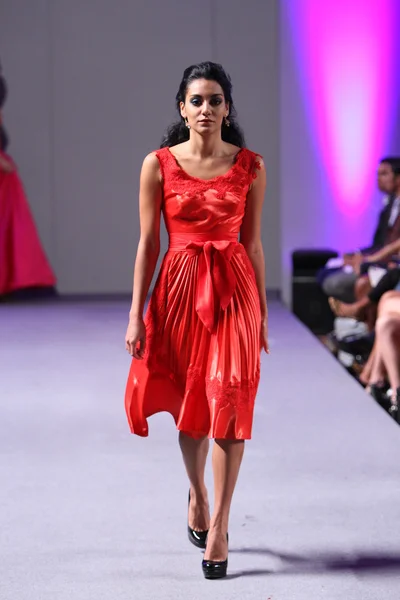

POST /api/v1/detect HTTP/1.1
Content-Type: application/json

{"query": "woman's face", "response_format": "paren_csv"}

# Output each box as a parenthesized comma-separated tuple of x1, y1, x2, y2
(180, 78, 229, 135)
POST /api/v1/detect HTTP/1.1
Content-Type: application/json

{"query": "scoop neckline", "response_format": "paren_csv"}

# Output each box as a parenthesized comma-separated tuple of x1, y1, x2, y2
(166, 146, 244, 182)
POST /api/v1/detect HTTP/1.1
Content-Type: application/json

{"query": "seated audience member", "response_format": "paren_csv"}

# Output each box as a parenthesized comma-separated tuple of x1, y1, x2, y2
(363, 290, 400, 423)
(329, 239, 400, 324)
(0, 111, 56, 296)
(320, 157, 400, 302)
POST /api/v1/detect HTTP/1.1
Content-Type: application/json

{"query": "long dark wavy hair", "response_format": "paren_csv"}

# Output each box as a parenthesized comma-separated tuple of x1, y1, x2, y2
(0, 62, 9, 151)
(0, 125, 8, 152)
(0, 70, 7, 108)
(160, 62, 245, 149)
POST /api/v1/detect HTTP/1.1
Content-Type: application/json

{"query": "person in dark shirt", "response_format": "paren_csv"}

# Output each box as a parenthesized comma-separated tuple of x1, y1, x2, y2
(321, 157, 400, 302)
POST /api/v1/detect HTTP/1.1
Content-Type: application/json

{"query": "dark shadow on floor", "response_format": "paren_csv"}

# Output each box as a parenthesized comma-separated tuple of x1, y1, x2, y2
(226, 547, 400, 579)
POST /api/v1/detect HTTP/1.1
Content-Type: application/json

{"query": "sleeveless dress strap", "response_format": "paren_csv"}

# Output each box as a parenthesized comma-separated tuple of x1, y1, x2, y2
(238, 148, 263, 185)
(154, 147, 172, 182)
(250, 152, 263, 183)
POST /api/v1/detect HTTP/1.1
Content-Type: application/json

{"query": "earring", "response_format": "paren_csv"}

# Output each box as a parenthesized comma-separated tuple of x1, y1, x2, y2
(224, 116, 230, 127)
(185, 117, 190, 129)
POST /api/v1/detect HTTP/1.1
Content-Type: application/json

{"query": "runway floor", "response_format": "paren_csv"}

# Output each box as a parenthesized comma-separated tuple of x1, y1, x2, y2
(1, 299, 400, 600)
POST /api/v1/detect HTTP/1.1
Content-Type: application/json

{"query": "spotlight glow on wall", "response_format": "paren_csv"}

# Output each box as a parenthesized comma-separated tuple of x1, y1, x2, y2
(286, 0, 396, 216)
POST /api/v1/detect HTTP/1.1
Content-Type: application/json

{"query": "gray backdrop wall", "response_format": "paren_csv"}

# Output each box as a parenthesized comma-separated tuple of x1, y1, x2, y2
(0, 0, 281, 295)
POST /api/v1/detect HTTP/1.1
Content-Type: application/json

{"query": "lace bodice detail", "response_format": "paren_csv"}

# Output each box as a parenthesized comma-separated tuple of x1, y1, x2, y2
(155, 147, 261, 237)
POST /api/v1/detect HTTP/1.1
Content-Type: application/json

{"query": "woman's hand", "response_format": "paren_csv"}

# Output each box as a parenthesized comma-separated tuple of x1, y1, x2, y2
(125, 316, 146, 359)
(352, 252, 365, 275)
(343, 251, 364, 274)
(261, 316, 269, 354)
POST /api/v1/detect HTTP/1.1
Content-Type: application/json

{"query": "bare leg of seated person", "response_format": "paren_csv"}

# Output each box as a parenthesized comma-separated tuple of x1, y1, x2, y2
(364, 345, 391, 409)
(372, 291, 400, 419)
(359, 345, 379, 386)
(329, 269, 400, 324)
(329, 293, 371, 320)
(366, 345, 387, 389)
(361, 290, 400, 387)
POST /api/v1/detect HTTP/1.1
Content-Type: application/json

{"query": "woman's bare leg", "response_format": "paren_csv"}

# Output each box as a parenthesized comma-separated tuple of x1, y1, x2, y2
(368, 293, 400, 386)
(179, 433, 210, 532)
(367, 344, 386, 385)
(375, 315, 400, 404)
(204, 439, 245, 561)
(373, 291, 400, 408)
(359, 345, 377, 385)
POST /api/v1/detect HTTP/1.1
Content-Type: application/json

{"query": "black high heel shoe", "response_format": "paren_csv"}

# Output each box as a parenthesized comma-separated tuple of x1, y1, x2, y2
(202, 557, 228, 579)
(369, 382, 391, 410)
(187, 491, 208, 549)
(389, 388, 400, 424)
(202, 533, 229, 580)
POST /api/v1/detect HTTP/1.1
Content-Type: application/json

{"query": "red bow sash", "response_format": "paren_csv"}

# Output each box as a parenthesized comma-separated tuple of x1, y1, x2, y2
(169, 234, 238, 332)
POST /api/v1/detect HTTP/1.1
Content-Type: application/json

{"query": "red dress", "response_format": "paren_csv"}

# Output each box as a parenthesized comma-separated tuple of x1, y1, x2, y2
(0, 152, 56, 295)
(125, 147, 262, 440)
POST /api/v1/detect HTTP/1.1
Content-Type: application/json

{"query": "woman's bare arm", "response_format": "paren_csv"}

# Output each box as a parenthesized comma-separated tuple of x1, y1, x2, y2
(125, 153, 162, 358)
(366, 238, 400, 264)
(240, 158, 268, 352)
(129, 153, 163, 319)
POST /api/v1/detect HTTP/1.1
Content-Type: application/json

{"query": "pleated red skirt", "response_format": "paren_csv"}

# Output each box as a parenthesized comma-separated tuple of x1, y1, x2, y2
(125, 233, 261, 440)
